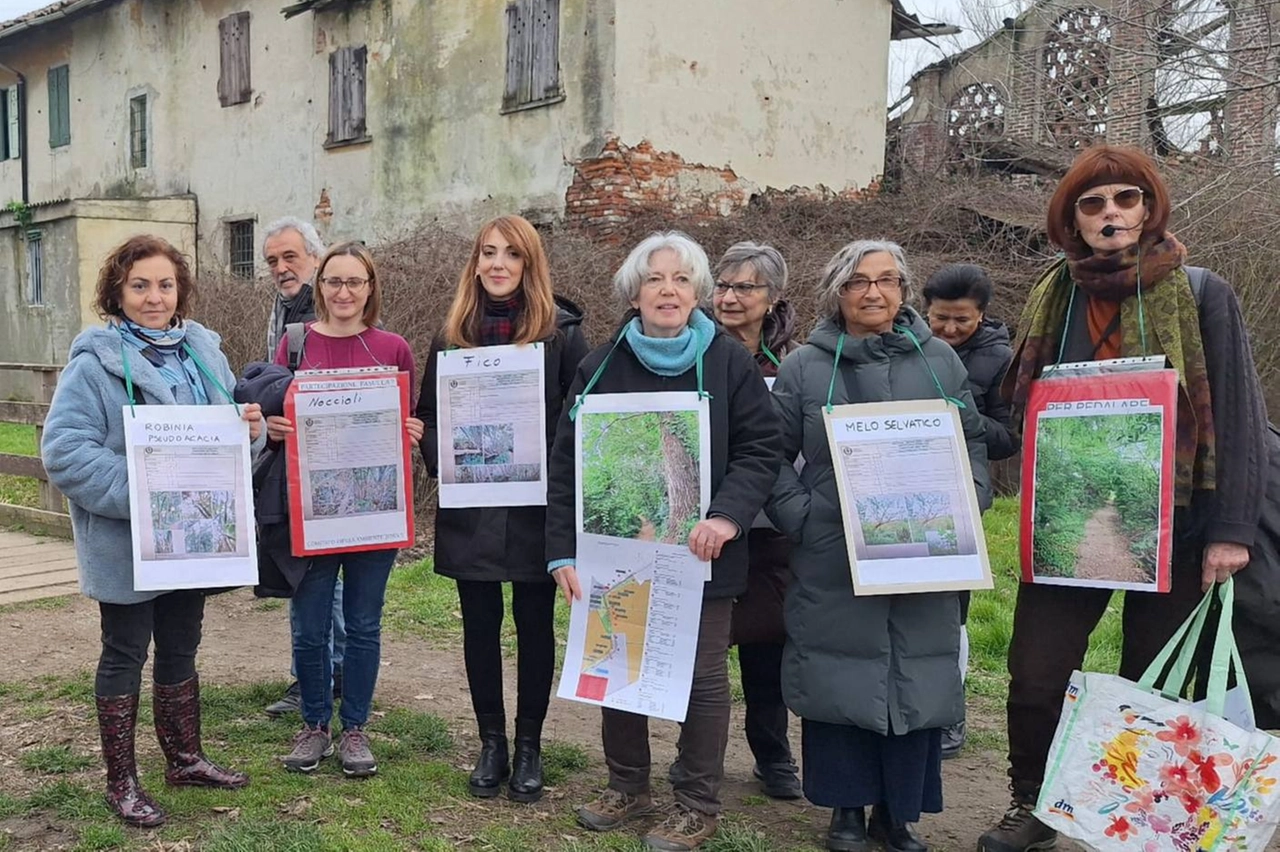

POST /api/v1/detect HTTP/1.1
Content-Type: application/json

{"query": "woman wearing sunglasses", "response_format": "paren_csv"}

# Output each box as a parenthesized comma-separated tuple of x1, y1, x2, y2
(260, 243, 425, 779)
(977, 146, 1268, 852)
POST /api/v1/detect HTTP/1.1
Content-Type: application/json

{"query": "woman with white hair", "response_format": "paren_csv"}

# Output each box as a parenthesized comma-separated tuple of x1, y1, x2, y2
(767, 240, 991, 852)
(544, 231, 781, 851)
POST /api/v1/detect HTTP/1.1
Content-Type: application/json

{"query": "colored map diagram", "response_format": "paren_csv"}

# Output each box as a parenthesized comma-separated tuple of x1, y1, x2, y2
(575, 568, 652, 701)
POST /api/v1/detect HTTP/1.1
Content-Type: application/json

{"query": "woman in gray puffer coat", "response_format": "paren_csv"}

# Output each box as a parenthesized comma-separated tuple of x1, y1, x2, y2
(767, 240, 991, 852)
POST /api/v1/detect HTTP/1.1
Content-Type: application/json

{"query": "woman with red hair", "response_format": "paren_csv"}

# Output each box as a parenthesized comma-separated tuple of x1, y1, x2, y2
(978, 146, 1269, 852)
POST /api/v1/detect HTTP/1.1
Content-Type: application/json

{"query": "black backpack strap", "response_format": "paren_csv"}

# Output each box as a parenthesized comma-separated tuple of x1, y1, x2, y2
(1185, 266, 1209, 307)
(285, 322, 306, 372)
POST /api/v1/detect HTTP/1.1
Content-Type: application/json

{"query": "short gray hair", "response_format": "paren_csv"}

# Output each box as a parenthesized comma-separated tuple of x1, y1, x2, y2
(816, 239, 913, 317)
(612, 231, 715, 306)
(714, 242, 788, 300)
(262, 217, 325, 259)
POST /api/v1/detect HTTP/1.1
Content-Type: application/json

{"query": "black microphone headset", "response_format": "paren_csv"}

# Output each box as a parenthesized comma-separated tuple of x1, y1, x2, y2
(1100, 223, 1139, 238)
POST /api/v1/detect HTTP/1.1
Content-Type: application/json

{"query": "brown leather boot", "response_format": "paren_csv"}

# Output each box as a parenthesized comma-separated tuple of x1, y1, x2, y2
(97, 694, 166, 828)
(153, 676, 249, 789)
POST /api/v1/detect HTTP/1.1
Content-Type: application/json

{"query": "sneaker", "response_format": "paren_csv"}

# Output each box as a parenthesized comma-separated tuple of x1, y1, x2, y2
(282, 724, 333, 773)
(978, 796, 1058, 852)
(265, 682, 302, 718)
(753, 762, 803, 800)
(337, 728, 377, 778)
(644, 803, 718, 851)
(940, 719, 966, 760)
(577, 788, 657, 832)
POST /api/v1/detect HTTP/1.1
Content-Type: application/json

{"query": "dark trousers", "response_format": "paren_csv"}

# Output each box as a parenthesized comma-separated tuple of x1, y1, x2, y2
(738, 641, 793, 767)
(97, 591, 205, 696)
(602, 597, 733, 815)
(456, 579, 557, 723)
(802, 720, 943, 822)
(1006, 538, 1206, 791)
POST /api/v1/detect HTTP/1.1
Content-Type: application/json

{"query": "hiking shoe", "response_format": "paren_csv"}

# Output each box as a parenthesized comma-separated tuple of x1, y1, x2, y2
(644, 803, 719, 851)
(753, 761, 803, 800)
(977, 797, 1057, 852)
(577, 788, 657, 832)
(282, 724, 332, 773)
(337, 728, 377, 778)
(265, 682, 302, 718)
(940, 719, 966, 760)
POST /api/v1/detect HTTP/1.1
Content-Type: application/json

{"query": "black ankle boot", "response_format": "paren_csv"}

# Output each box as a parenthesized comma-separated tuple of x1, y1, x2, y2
(827, 807, 868, 852)
(507, 717, 544, 804)
(869, 805, 928, 852)
(468, 713, 509, 798)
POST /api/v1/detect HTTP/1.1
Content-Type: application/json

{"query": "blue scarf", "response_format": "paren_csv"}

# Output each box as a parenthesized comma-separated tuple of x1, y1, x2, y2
(116, 319, 210, 404)
(624, 309, 716, 377)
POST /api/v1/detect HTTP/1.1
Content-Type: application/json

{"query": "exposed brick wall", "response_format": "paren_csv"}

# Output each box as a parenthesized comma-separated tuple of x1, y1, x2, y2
(564, 137, 880, 240)
(898, 121, 947, 179)
(1106, 0, 1157, 149)
(1224, 0, 1280, 169)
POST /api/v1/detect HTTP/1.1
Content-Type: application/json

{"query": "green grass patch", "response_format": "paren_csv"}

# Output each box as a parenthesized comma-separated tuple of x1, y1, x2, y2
(72, 823, 127, 851)
(26, 780, 111, 821)
(0, 422, 39, 508)
(201, 820, 329, 852)
(543, 740, 590, 785)
(20, 745, 94, 775)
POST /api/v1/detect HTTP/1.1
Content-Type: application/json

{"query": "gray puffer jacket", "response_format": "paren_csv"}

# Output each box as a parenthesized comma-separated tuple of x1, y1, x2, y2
(767, 308, 991, 735)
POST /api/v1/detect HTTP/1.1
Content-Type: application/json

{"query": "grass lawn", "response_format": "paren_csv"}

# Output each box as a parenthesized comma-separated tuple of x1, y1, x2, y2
(0, 422, 39, 508)
(0, 497, 1124, 850)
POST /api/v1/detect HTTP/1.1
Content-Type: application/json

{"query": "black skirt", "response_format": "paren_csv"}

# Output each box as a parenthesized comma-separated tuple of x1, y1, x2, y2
(801, 719, 943, 823)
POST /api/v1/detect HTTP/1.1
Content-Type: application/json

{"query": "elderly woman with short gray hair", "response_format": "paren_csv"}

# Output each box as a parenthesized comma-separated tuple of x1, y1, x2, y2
(545, 231, 781, 851)
(767, 239, 990, 852)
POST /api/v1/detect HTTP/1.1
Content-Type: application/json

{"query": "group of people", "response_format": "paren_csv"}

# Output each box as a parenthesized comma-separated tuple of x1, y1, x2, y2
(38, 143, 1266, 852)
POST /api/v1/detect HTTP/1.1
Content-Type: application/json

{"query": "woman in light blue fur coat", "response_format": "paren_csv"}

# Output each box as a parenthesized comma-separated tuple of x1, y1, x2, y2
(41, 235, 264, 829)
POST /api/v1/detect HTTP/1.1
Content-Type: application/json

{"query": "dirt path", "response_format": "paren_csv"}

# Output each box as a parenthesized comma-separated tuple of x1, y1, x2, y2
(0, 590, 1089, 851)
(1074, 505, 1148, 583)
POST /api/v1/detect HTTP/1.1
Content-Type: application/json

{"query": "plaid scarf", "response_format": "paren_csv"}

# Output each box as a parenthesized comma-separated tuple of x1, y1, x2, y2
(479, 291, 524, 346)
(1006, 233, 1215, 505)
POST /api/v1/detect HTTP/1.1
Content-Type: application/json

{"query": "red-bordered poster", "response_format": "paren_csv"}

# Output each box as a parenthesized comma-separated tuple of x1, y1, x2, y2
(284, 370, 414, 557)
(1020, 359, 1177, 592)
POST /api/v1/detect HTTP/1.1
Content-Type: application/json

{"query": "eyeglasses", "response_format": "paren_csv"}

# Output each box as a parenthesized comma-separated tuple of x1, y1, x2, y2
(1075, 188, 1144, 217)
(319, 277, 370, 293)
(840, 275, 902, 295)
(713, 281, 769, 298)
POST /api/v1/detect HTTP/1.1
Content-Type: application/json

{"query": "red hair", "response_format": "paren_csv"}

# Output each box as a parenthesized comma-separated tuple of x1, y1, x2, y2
(1046, 145, 1171, 255)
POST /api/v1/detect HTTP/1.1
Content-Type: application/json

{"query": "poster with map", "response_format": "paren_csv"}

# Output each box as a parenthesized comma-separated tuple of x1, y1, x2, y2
(557, 536, 704, 722)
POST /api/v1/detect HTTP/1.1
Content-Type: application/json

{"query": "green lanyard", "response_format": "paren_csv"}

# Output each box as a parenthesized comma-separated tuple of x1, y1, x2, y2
(1052, 257, 1150, 368)
(569, 325, 712, 421)
(120, 341, 239, 417)
(823, 329, 966, 413)
(759, 336, 781, 368)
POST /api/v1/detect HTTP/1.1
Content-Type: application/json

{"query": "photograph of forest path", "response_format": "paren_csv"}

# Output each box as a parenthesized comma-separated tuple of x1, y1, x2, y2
(1032, 412, 1163, 585)
(580, 409, 701, 545)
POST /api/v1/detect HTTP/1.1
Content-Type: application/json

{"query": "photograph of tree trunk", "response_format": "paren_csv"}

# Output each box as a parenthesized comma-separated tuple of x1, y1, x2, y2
(580, 410, 702, 545)
(1031, 412, 1163, 585)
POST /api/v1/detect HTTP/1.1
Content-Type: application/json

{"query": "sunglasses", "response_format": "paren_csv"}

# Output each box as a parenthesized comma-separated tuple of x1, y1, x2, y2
(1075, 188, 1144, 217)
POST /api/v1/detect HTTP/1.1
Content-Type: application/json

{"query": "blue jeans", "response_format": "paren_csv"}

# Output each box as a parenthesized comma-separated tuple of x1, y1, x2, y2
(289, 575, 346, 677)
(293, 550, 396, 730)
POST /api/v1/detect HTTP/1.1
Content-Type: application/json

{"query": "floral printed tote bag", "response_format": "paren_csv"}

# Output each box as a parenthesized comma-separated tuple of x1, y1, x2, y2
(1035, 579, 1280, 851)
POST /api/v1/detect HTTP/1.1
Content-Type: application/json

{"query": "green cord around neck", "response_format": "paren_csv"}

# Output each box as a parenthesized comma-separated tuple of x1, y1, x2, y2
(824, 328, 967, 413)
(569, 323, 712, 421)
(119, 341, 239, 417)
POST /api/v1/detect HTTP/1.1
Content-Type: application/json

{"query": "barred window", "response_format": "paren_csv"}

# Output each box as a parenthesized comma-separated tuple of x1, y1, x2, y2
(25, 231, 43, 305)
(129, 95, 148, 168)
(229, 220, 255, 278)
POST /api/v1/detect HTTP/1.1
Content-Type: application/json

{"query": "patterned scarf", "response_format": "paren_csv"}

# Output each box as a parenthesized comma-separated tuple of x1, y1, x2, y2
(479, 291, 524, 346)
(116, 318, 210, 405)
(1006, 233, 1215, 505)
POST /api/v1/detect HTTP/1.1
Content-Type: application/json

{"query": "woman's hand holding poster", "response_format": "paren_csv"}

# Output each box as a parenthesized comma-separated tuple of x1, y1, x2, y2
(284, 370, 414, 556)
(1020, 357, 1176, 592)
(824, 400, 992, 596)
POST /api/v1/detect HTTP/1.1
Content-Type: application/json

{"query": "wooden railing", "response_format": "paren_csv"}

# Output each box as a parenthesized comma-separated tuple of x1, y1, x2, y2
(0, 363, 71, 536)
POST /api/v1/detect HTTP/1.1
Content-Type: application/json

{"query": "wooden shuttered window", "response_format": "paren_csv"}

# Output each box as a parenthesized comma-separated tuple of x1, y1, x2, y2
(218, 12, 252, 107)
(48, 65, 70, 148)
(327, 45, 367, 146)
(503, 0, 562, 113)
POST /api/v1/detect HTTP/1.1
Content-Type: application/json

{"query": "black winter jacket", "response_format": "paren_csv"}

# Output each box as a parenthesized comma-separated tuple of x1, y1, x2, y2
(417, 296, 590, 583)
(545, 318, 782, 600)
(953, 320, 1019, 461)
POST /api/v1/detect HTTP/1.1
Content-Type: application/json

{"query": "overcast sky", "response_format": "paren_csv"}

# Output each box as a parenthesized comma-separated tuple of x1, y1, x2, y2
(0, 0, 1013, 109)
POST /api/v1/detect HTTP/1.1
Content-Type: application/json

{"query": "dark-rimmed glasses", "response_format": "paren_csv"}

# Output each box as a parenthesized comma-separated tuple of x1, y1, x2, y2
(840, 275, 902, 295)
(1075, 188, 1144, 217)
(713, 281, 769, 298)
(319, 277, 370, 293)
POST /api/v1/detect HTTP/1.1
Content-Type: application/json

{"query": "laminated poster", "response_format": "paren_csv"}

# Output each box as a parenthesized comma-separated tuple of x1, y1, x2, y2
(824, 399, 993, 595)
(1020, 357, 1177, 592)
(123, 404, 258, 591)
(556, 391, 712, 722)
(435, 344, 547, 508)
(284, 370, 414, 556)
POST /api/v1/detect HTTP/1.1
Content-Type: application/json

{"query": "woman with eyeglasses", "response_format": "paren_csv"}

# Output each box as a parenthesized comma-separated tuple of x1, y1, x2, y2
(921, 263, 1019, 762)
(768, 240, 991, 852)
(546, 232, 781, 851)
(978, 146, 1268, 852)
(709, 242, 802, 801)
(259, 242, 425, 779)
